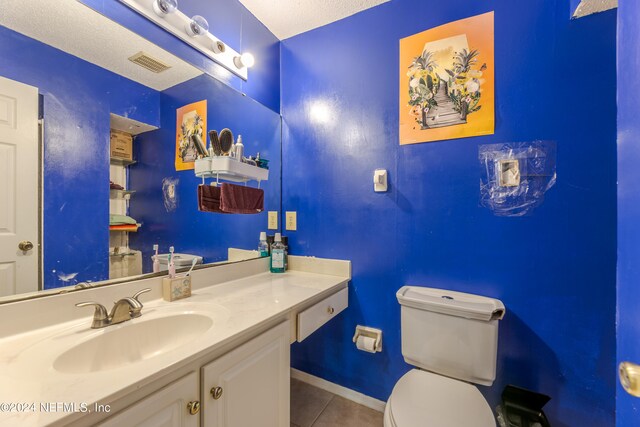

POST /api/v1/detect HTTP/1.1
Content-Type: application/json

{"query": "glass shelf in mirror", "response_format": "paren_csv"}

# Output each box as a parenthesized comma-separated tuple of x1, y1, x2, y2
(110, 189, 137, 199)
(110, 158, 137, 167)
(109, 252, 139, 258)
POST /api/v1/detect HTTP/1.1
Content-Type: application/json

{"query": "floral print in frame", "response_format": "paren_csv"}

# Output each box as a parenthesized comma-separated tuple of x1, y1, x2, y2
(175, 100, 207, 171)
(400, 12, 494, 145)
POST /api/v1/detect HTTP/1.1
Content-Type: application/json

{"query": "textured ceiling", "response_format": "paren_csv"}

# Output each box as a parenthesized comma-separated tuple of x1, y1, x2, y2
(573, 0, 617, 18)
(238, 0, 390, 40)
(0, 0, 203, 91)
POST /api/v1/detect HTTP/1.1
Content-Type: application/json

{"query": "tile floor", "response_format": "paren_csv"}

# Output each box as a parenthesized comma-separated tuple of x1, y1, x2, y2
(291, 378, 384, 427)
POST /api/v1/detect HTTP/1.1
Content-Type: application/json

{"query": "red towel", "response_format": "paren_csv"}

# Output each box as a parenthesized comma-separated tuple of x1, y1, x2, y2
(220, 183, 264, 214)
(198, 184, 227, 213)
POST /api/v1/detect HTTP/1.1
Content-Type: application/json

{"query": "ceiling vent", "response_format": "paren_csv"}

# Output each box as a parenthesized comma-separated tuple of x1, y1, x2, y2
(128, 51, 171, 73)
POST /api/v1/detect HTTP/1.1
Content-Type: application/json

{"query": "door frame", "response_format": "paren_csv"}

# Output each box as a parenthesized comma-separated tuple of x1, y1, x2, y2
(37, 105, 43, 290)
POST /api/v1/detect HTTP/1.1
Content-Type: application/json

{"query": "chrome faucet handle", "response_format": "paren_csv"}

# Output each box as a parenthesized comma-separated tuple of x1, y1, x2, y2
(132, 288, 151, 301)
(75, 302, 110, 328)
(110, 298, 141, 323)
(74, 282, 92, 290)
(129, 288, 151, 318)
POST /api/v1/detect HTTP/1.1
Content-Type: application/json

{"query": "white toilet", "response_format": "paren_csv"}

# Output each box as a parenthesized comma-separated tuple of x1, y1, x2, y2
(384, 286, 506, 427)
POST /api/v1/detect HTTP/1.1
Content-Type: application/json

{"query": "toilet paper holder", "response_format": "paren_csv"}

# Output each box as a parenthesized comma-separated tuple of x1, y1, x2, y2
(353, 325, 382, 353)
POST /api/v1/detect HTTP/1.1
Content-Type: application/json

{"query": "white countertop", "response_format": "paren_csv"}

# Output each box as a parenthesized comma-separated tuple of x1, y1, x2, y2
(0, 266, 349, 427)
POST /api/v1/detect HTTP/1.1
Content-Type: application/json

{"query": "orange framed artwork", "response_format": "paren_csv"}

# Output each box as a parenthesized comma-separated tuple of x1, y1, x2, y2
(399, 12, 494, 145)
(175, 100, 207, 171)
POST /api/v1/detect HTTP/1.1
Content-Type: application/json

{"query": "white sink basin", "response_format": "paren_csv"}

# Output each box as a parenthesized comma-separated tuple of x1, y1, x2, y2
(53, 313, 213, 374)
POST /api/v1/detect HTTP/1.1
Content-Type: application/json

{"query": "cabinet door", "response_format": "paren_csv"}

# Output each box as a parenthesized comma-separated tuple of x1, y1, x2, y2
(202, 321, 290, 427)
(99, 372, 200, 427)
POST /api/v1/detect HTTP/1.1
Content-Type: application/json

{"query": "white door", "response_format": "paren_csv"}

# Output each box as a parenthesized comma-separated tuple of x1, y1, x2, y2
(99, 372, 200, 427)
(0, 76, 39, 296)
(202, 321, 290, 427)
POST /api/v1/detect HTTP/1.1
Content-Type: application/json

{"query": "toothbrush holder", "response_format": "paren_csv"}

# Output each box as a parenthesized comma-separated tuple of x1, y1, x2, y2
(162, 275, 192, 301)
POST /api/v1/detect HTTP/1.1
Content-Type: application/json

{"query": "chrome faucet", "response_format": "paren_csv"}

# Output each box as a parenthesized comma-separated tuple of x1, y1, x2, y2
(76, 288, 151, 328)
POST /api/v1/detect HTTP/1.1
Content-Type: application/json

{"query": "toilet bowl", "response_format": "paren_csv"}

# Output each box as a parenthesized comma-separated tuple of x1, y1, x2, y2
(383, 369, 495, 427)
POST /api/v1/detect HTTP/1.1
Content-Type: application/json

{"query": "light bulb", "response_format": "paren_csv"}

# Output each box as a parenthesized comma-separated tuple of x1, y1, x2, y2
(212, 40, 226, 54)
(185, 15, 209, 37)
(152, 0, 178, 16)
(234, 52, 255, 69)
(241, 53, 255, 68)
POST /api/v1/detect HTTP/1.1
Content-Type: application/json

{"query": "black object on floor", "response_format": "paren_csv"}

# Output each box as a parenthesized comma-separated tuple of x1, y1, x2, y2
(496, 385, 551, 427)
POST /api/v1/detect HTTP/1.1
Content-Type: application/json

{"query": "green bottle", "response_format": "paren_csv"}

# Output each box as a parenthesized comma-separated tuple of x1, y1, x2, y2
(270, 233, 285, 273)
(258, 232, 269, 257)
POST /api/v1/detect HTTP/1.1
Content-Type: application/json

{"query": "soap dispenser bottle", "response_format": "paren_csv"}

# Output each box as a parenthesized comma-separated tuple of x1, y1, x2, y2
(270, 233, 285, 273)
(258, 231, 269, 257)
(235, 134, 244, 161)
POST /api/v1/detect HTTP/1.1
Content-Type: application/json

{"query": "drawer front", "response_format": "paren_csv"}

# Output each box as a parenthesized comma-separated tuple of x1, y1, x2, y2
(297, 287, 348, 342)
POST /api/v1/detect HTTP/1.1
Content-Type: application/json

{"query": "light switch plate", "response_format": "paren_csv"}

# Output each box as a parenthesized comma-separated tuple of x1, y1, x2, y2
(286, 211, 297, 231)
(268, 211, 278, 230)
(374, 169, 388, 192)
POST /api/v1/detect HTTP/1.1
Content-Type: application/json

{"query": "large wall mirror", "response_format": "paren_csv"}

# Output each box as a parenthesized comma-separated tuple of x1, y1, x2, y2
(0, 0, 281, 302)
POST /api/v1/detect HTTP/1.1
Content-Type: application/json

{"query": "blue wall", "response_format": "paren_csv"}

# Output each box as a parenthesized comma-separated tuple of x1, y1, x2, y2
(281, 2, 617, 426)
(0, 26, 160, 289)
(129, 74, 281, 269)
(80, 0, 281, 112)
(616, 0, 640, 425)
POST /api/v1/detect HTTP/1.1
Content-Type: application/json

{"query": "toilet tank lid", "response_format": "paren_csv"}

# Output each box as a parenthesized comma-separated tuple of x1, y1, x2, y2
(396, 286, 505, 321)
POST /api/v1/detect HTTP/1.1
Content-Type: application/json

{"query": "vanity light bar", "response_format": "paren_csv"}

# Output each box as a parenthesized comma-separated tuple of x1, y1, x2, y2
(118, 0, 251, 80)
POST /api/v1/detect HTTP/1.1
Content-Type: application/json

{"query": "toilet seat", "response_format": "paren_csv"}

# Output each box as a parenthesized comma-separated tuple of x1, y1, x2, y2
(385, 369, 495, 427)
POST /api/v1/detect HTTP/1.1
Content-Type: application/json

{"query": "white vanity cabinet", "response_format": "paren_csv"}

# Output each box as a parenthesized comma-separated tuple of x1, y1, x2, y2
(201, 321, 290, 427)
(0, 256, 351, 427)
(95, 287, 345, 427)
(97, 321, 290, 427)
(99, 371, 200, 427)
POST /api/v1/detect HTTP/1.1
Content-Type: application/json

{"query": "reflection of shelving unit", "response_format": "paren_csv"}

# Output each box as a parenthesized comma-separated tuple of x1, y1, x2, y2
(110, 189, 137, 199)
(109, 225, 141, 232)
(195, 157, 269, 184)
(109, 251, 138, 258)
(109, 113, 157, 280)
(110, 157, 137, 167)
(110, 144, 140, 277)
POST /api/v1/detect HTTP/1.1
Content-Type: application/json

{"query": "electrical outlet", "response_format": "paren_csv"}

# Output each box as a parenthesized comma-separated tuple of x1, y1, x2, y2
(286, 211, 297, 231)
(268, 211, 278, 230)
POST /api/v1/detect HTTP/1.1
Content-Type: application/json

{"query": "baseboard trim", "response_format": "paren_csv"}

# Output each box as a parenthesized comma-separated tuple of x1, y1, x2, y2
(291, 368, 386, 413)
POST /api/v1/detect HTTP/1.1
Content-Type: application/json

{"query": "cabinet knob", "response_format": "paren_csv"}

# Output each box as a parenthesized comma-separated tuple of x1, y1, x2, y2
(211, 386, 223, 400)
(620, 362, 640, 397)
(327, 306, 335, 314)
(187, 401, 200, 415)
(18, 241, 34, 252)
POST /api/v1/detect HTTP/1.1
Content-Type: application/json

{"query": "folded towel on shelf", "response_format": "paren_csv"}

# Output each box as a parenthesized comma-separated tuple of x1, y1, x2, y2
(109, 214, 138, 225)
(110, 181, 124, 190)
(198, 184, 226, 213)
(220, 183, 264, 214)
(109, 224, 140, 232)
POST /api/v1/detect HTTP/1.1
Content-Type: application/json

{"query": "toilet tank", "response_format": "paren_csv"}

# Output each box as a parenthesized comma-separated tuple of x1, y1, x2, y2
(396, 286, 505, 386)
